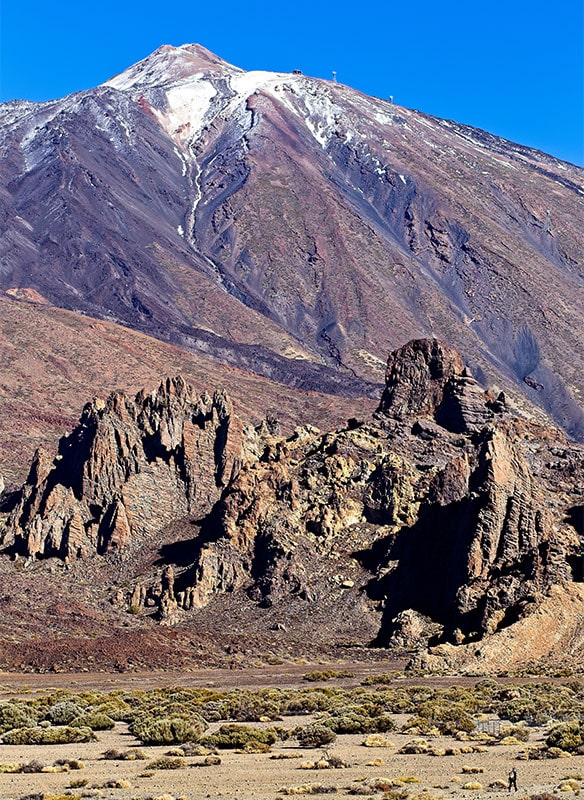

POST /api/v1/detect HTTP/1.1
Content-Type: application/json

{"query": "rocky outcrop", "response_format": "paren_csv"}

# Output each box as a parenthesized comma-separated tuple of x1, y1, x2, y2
(378, 338, 500, 433)
(2, 377, 260, 559)
(173, 339, 582, 648)
(2, 341, 583, 667)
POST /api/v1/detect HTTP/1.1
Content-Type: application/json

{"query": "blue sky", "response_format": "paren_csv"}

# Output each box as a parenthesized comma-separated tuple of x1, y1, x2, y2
(1, 0, 583, 165)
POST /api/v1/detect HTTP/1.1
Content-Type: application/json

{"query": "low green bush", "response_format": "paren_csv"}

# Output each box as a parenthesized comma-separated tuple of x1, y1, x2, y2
(302, 670, 354, 682)
(546, 721, 584, 752)
(202, 724, 278, 749)
(2, 726, 96, 745)
(403, 700, 475, 736)
(324, 712, 394, 735)
(70, 712, 115, 731)
(90, 698, 132, 721)
(282, 691, 337, 716)
(46, 701, 85, 725)
(145, 756, 186, 770)
(295, 723, 337, 748)
(130, 715, 205, 745)
(0, 702, 37, 734)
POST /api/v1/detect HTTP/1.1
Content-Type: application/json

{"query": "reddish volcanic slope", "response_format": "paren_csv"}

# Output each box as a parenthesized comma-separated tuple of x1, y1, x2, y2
(0, 295, 374, 487)
(0, 43, 583, 439)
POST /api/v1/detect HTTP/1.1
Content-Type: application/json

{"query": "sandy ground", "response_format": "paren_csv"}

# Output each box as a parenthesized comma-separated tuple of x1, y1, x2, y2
(0, 671, 580, 799)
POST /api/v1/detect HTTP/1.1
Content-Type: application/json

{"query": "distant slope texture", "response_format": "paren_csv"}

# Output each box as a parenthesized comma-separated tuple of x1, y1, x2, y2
(0, 43, 583, 437)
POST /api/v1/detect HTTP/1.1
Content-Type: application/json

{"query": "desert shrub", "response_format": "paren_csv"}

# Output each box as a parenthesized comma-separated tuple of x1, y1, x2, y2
(203, 723, 278, 749)
(530, 795, 560, 800)
(90, 698, 132, 721)
(2, 726, 95, 745)
(280, 784, 338, 795)
(130, 715, 205, 745)
(0, 763, 21, 773)
(500, 697, 539, 723)
(499, 724, 530, 742)
(21, 759, 46, 773)
(558, 779, 581, 792)
(547, 721, 584, 752)
(379, 790, 409, 800)
(0, 702, 37, 733)
(180, 742, 215, 756)
(295, 724, 337, 748)
(283, 691, 337, 716)
(70, 712, 115, 730)
(46, 701, 84, 725)
(24, 795, 83, 800)
(363, 734, 394, 748)
(303, 670, 354, 682)
(102, 747, 146, 760)
(68, 780, 89, 789)
(54, 758, 84, 770)
(145, 756, 186, 770)
(348, 785, 375, 795)
(324, 712, 394, 735)
(239, 740, 273, 753)
(404, 700, 475, 735)
(361, 673, 400, 686)
(205, 689, 283, 722)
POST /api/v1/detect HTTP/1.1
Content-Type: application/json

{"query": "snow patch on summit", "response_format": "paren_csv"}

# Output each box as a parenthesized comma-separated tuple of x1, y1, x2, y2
(158, 80, 217, 142)
(230, 70, 286, 99)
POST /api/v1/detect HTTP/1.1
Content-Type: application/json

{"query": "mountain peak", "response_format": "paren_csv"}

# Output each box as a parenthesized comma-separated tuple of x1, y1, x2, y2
(105, 43, 239, 90)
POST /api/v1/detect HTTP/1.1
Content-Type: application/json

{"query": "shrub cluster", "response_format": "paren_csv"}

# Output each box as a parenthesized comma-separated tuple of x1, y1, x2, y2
(4, 676, 584, 754)
(302, 670, 355, 682)
(2, 726, 96, 745)
(546, 721, 584, 752)
(129, 715, 206, 745)
(202, 724, 278, 749)
(294, 724, 337, 748)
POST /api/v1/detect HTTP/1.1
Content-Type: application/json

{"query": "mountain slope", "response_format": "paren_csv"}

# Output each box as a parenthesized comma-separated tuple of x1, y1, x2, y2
(0, 295, 373, 487)
(1, 44, 583, 437)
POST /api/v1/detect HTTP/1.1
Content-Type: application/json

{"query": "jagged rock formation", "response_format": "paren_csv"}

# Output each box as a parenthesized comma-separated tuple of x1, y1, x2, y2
(3, 376, 260, 559)
(172, 338, 582, 646)
(1, 339, 583, 667)
(378, 338, 503, 432)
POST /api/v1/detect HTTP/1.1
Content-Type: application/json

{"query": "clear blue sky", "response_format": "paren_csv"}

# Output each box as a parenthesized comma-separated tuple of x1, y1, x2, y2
(1, 0, 583, 166)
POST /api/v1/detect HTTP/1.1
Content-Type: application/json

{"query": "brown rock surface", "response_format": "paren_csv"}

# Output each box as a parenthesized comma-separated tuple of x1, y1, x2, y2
(3, 377, 261, 559)
(1, 339, 583, 673)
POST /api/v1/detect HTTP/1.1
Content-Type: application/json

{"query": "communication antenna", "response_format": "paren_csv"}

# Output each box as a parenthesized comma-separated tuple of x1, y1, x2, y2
(332, 70, 337, 83)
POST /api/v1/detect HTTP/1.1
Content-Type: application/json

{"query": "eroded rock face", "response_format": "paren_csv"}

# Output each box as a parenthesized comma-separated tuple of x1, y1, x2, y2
(3, 341, 583, 663)
(378, 338, 497, 432)
(175, 339, 581, 645)
(2, 377, 258, 559)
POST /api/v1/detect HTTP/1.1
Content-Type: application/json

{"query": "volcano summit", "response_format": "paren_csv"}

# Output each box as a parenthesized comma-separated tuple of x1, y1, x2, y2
(0, 43, 583, 443)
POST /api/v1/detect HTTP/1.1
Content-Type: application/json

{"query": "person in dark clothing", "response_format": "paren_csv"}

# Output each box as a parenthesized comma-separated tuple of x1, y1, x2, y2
(508, 767, 518, 792)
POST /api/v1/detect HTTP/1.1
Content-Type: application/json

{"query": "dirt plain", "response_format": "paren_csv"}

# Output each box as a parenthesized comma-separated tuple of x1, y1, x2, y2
(0, 666, 580, 800)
